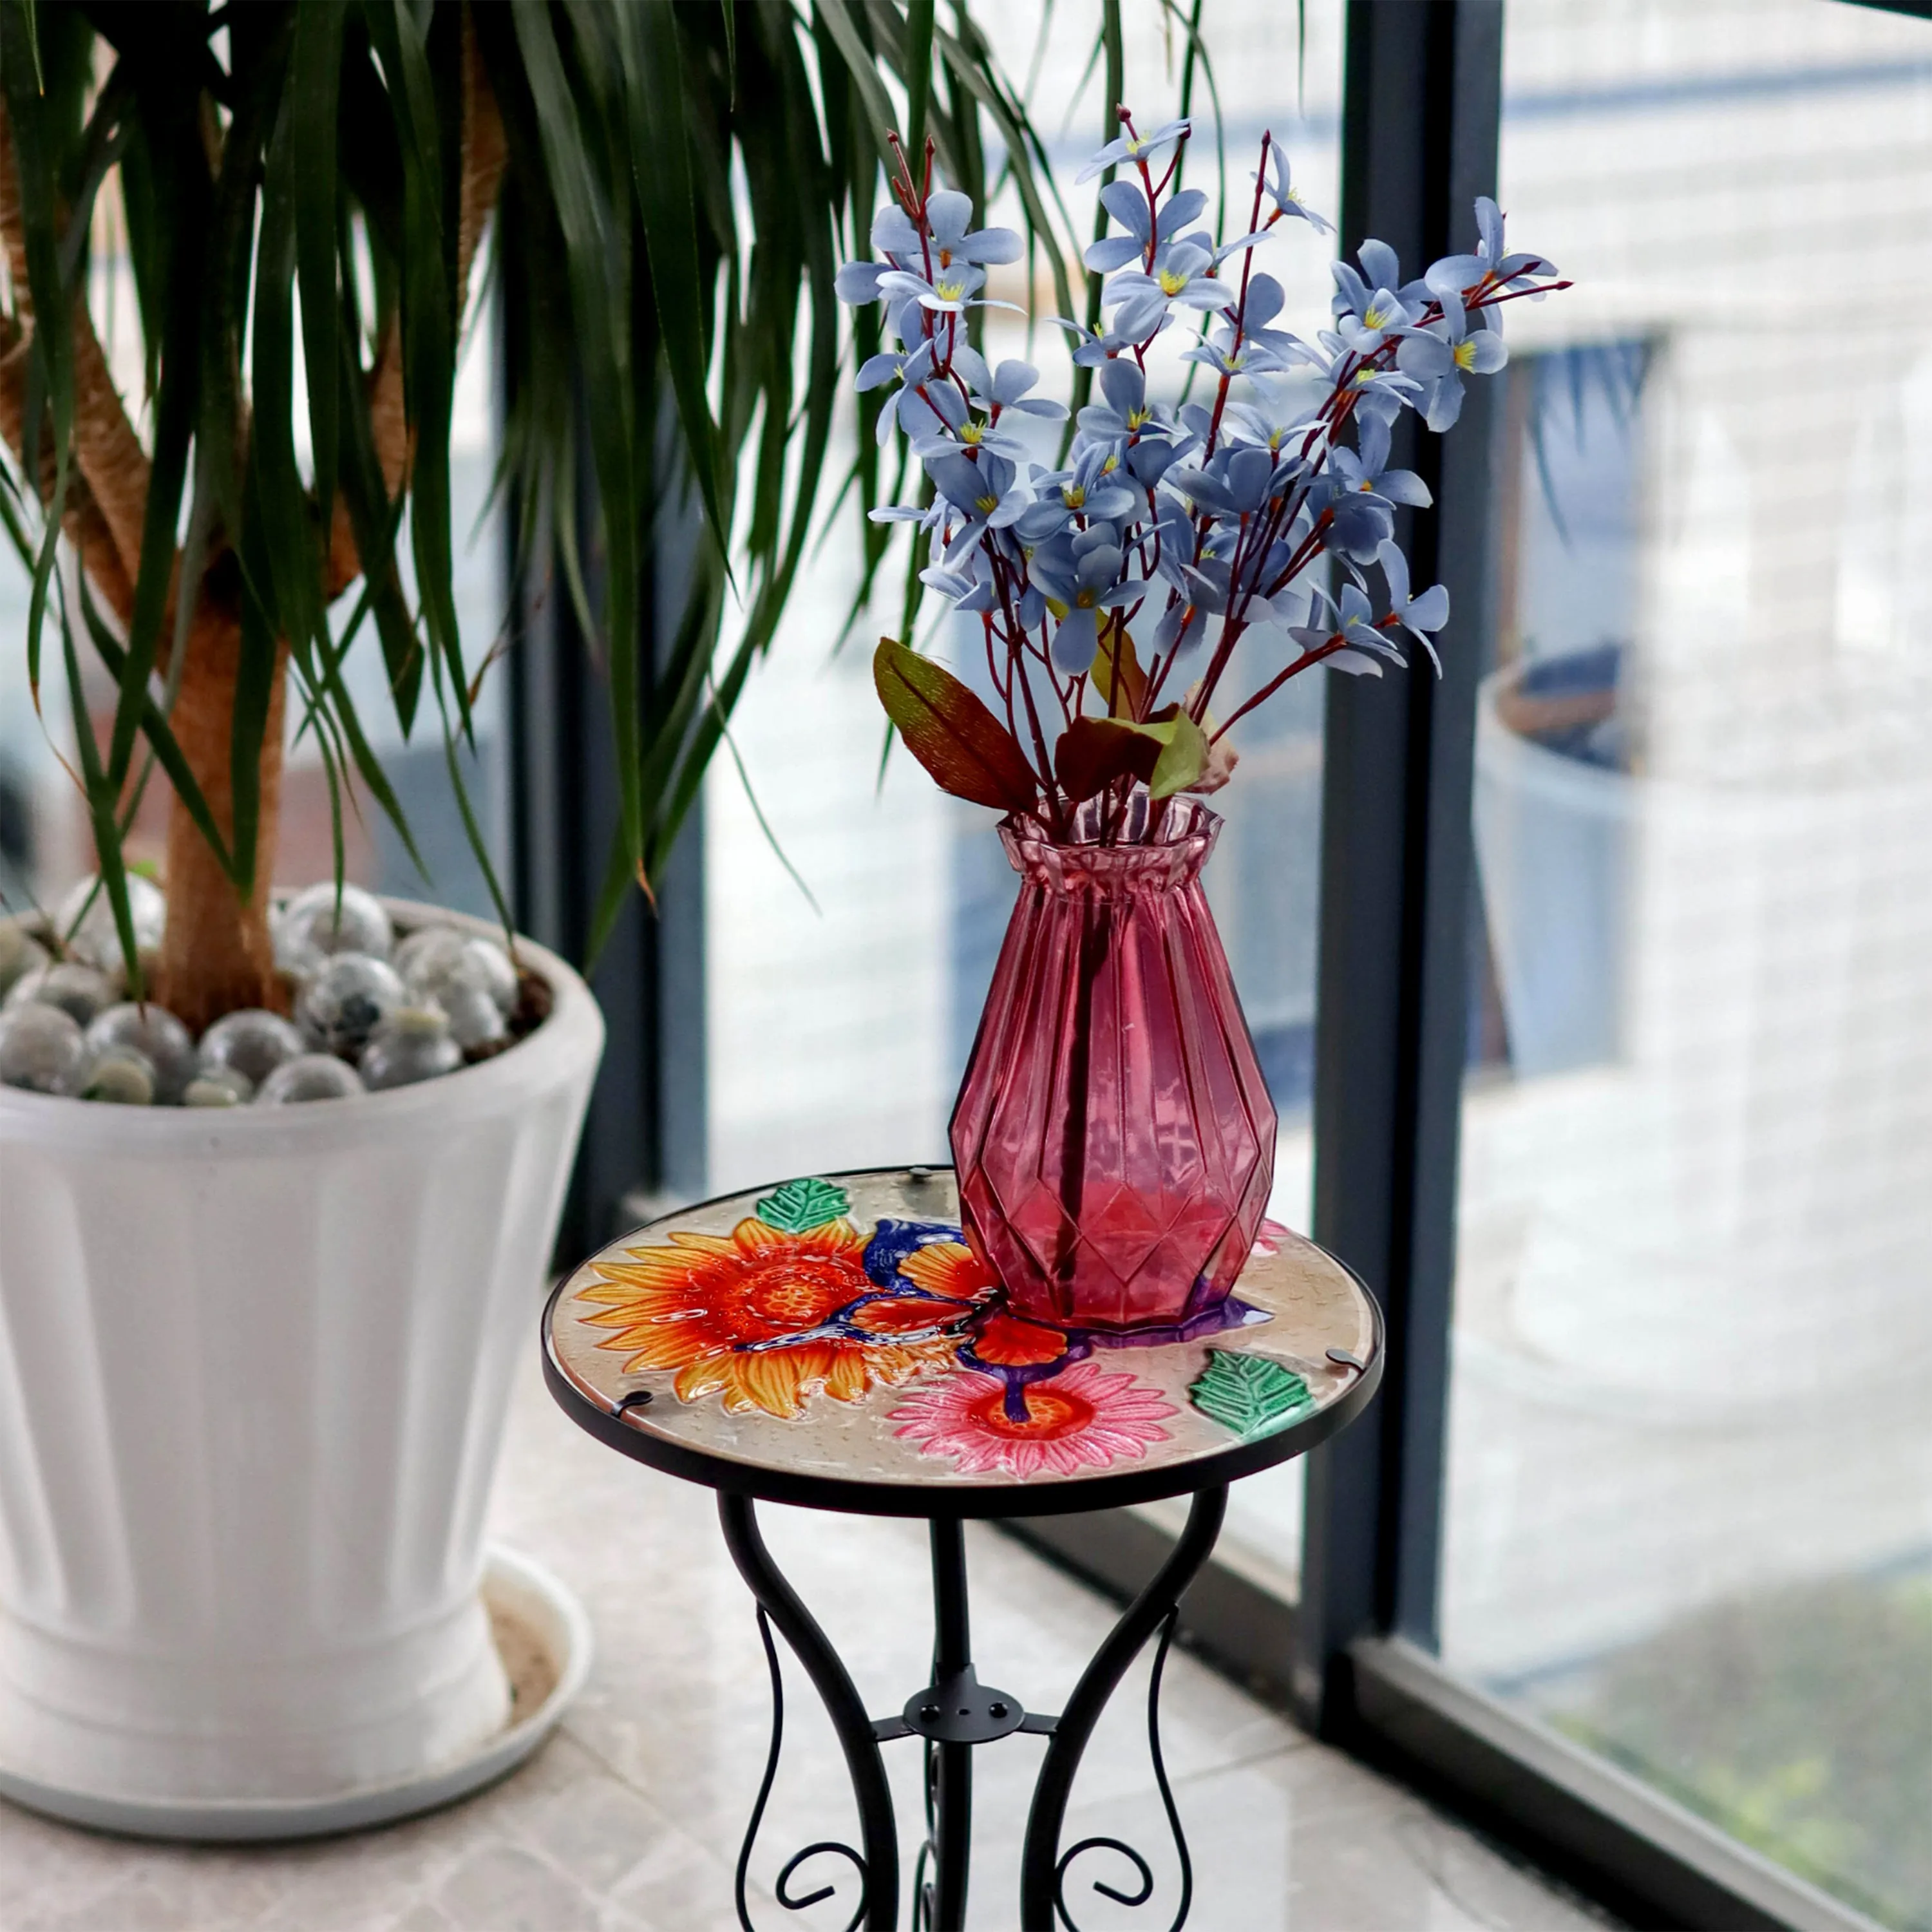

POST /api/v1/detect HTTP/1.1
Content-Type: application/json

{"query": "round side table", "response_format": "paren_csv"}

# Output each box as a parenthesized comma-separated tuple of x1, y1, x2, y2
(542, 1166, 1381, 1931)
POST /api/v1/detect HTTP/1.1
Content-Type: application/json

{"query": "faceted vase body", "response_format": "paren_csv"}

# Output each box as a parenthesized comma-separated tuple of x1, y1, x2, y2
(951, 795, 1277, 1331)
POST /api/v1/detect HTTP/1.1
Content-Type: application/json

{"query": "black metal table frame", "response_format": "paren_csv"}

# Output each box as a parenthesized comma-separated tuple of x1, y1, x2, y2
(542, 1296, 1381, 1932)
(722, 1484, 1223, 1932)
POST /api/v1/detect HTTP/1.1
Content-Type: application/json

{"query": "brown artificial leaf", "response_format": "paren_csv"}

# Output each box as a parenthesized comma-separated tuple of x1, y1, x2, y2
(1054, 714, 1160, 802)
(873, 638, 1041, 813)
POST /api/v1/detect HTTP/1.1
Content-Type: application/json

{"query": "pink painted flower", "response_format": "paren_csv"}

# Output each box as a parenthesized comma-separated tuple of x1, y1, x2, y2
(889, 1365, 1176, 1477)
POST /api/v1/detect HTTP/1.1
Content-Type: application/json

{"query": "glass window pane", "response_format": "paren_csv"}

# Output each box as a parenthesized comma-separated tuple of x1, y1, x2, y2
(1442, 5, 1932, 1919)
(704, 2, 1345, 1590)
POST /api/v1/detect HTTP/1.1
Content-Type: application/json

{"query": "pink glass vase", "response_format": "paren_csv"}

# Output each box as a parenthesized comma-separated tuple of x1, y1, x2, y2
(951, 793, 1277, 1332)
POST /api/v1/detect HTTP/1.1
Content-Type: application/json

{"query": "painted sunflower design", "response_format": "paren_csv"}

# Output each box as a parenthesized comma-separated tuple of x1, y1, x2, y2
(576, 1186, 991, 1420)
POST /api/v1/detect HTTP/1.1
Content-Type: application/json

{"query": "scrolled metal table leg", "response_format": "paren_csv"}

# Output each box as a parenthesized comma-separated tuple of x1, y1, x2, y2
(719, 1494, 900, 1932)
(1018, 1484, 1228, 1932)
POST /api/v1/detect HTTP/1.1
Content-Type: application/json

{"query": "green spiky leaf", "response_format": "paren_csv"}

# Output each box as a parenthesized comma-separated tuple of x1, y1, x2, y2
(755, 1177, 852, 1233)
(1188, 1350, 1314, 1441)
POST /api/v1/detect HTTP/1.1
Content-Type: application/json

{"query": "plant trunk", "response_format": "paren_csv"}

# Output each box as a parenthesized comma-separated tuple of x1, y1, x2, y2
(156, 602, 290, 1032)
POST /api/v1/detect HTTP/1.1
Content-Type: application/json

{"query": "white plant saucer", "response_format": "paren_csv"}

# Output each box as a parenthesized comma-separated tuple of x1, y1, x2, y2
(0, 1546, 592, 1844)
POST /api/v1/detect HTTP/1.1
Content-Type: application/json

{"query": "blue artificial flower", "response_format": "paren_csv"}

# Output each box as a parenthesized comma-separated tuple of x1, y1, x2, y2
(1014, 446, 1137, 543)
(1180, 556, 1232, 616)
(1014, 497, 1074, 545)
(1169, 444, 1280, 519)
(1176, 400, 1217, 444)
(855, 348, 906, 390)
(918, 565, 974, 599)
(878, 260, 989, 315)
(919, 564, 976, 600)
(1225, 387, 1326, 459)
(835, 260, 887, 305)
(1179, 320, 1293, 381)
(1050, 314, 1171, 368)
(1476, 195, 1557, 284)
(1076, 117, 1191, 185)
(1394, 302, 1507, 431)
(1211, 228, 1274, 270)
(923, 189, 1023, 268)
(1227, 273, 1317, 370)
(1320, 484, 1396, 563)
(857, 339, 940, 401)
(1255, 144, 1334, 236)
(1083, 182, 1209, 274)
(918, 560, 996, 615)
(1425, 196, 1558, 305)
(1151, 494, 1200, 592)
(926, 450, 1029, 561)
(929, 413, 1030, 461)
(1154, 597, 1209, 658)
(1071, 520, 1122, 563)
(886, 373, 967, 449)
(1332, 242, 1431, 330)
(1289, 582, 1402, 676)
(1076, 358, 1162, 441)
(1105, 241, 1233, 339)
(1336, 284, 1417, 356)
(1122, 433, 1183, 490)
(1234, 541, 1315, 629)
(1327, 415, 1432, 508)
(1030, 539, 1144, 674)
(1376, 540, 1449, 671)
(1343, 361, 1425, 428)
(872, 204, 923, 256)
(960, 351, 1068, 422)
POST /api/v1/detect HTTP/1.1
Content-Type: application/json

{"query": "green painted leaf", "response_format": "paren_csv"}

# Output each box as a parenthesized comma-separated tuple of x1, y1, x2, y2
(755, 1178, 852, 1233)
(1188, 1350, 1313, 1441)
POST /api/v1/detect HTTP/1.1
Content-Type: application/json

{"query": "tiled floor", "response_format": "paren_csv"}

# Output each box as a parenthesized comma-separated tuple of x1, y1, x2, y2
(0, 1354, 1617, 1931)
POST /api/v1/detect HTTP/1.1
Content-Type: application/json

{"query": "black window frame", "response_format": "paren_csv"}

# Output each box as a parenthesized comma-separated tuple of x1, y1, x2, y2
(508, 8, 1918, 1924)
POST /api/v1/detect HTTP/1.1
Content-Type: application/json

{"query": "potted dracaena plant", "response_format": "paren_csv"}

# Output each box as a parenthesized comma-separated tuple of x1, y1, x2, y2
(846, 110, 1566, 1334)
(0, 0, 1079, 1837)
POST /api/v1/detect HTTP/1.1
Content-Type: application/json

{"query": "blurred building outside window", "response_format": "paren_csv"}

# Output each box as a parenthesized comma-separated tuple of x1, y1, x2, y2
(1444, 5, 1932, 1922)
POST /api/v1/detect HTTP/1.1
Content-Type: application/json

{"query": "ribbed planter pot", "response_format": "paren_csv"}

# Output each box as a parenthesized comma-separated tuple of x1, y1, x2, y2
(0, 905, 601, 1829)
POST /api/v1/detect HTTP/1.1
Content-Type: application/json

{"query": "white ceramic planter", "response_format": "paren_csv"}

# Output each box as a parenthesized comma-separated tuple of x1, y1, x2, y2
(0, 906, 602, 1816)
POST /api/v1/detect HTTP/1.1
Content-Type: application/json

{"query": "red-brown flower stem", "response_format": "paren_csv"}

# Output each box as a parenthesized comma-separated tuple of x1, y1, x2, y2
(990, 562, 1065, 828)
(1016, 663, 1064, 833)
(982, 614, 1009, 700)
(1211, 634, 1353, 739)
(1202, 133, 1272, 463)
(1262, 507, 1335, 607)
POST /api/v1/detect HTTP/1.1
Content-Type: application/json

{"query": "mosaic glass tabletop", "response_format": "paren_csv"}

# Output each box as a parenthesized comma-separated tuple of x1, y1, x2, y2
(542, 1167, 1383, 1516)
